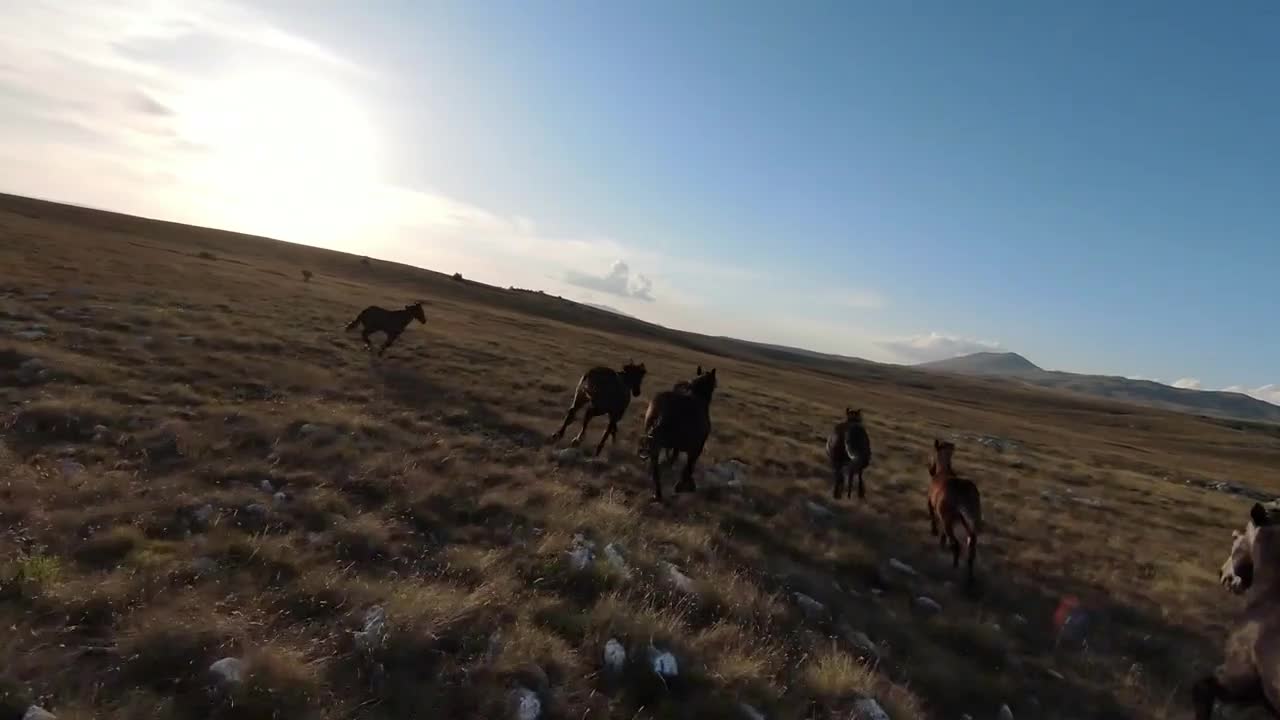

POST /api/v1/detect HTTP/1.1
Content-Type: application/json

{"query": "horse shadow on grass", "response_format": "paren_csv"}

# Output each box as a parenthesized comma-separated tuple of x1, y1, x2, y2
(709, 491, 1214, 719)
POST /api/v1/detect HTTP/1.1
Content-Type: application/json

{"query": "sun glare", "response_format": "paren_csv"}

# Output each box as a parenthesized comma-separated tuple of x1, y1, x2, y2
(173, 69, 384, 247)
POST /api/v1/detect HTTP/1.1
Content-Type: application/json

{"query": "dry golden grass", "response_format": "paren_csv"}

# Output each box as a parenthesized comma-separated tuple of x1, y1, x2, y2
(3, 193, 1280, 718)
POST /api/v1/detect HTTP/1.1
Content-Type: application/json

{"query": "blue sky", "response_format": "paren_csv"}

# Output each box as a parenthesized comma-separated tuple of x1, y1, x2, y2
(1, 1, 1277, 402)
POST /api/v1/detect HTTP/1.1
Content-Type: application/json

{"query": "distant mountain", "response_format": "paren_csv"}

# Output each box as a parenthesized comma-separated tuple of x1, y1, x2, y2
(917, 352, 1045, 377)
(917, 352, 1280, 423)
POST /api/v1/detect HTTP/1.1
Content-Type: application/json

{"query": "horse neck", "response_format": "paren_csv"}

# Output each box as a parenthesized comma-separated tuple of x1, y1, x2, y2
(930, 456, 956, 482)
(1249, 532, 1280, 606)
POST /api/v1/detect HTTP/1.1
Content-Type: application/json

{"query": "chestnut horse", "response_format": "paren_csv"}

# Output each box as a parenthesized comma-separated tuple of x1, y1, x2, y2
(549, 361, 647, 456)
(638, 367, 717, 501)
(927, 439, 983, 586)
(1196, 501, 1280, 718)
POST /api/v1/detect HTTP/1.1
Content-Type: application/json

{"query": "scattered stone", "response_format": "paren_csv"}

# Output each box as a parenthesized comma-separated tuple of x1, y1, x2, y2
(603, 638, 627, 673)
(259, 479, 275, 494)
(794, 592, 826, 619)
(842, 627, 880, 662)
(648, 647, 678, 678)
(28, 293, 51, 302)
(1010, 614, 1028, 627)
(272, 491, 288, 506)
(914, 596, 943, 615)
(567, 534, 595, 570)
(850, 698, 890, 720)
(1044, 668, 1064, 681)
(738, 702, 767, 720)
(192, 504, 216, 528)
(805, 500, 834, 521)
(176, 335, 196, 343)
(22, 706, 56, 720)
(662, 562, 695, 593)
(298, 423, 322, 436)
(244, 503, 269, 520)
(603, 543, 630, 575)
(14, 330, 46, 341)
(58, 459, 85, 480)
(306, 532, 325, 546)
(191, 557, 217, 576)
(512, 686, 542, 720)
(552, 447, 581, 464)
(354, 606, 387, 652)
(888, 558, 918, 577)
(209, 657, 245, 685)
(706, 459, 748, 488)
(997, 704, 1015, 720)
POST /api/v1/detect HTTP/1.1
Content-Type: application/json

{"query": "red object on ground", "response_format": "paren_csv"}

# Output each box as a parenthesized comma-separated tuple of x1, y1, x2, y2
(1053, 595, 1081, 632)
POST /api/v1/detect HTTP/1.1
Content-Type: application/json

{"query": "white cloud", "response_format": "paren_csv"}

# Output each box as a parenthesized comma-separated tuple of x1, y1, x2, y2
(1223, 384, 1280, 406)
(1172, 378, 1202, 390)
(877, 332, 1003, 364)
(564, 261, 655, 302)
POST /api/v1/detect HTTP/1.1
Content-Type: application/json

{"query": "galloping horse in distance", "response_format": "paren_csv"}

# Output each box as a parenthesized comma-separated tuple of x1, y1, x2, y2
(1197, 502, 1280, 718)
(549, 360, 647, 456)
(927, 439, 983, 587)
(344, 301, 426, 357)
(826, 407, 872, 500)
(639, 367, 718, 502)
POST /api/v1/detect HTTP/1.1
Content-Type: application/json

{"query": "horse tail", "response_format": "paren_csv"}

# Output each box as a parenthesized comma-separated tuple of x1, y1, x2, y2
(961, 482, 983, 535)
(344, 309, 366, 331)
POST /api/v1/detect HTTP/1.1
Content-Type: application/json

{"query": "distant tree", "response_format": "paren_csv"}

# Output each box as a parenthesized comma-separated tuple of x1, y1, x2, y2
(360, 257, 371, 266)
(452, 272, 464, 282)
(301, 269, 313, 283)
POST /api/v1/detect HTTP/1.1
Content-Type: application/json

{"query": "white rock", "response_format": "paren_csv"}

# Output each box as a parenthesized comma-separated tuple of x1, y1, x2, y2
(805, 501, 834, 520)
(14, 330, 46, 341)
(59, 460, 85, 479)
(997, 704, 1014, 720)
(209, 657, 245, 685)
(603, 543, 630, 575)
(914, 596, 943, 615)
(298, 423, 322, 436)
(354, 606, 387, 651)
(193, 504, 216, 526)
(567, 534, 595, 570)
(177, 335, 196, 343)
(662, 562, 695, 593)
(648, 647, 678, 678)
(888, 559, 918, 577)
(259, 479, 275, 493)
(191, 557, 217, 576)
(738, 702, 767, 720)
(272, 491, 288, 506)
(850, 698, 890, 720)
(512, 687, 542, 720)
(23, 707, 57, 720)
(794, 592, 826, 619)
(603, 638, 627, 673)
(552, 447, 580, 464)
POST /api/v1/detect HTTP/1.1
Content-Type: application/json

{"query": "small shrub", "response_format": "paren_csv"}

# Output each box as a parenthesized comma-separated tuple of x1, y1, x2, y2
(301, 269, 313, 283)
(360, 257, 371, 266)
(452, 272, 464, 282)
(197, 251, 218, 261)
(74, 525, 144, 568)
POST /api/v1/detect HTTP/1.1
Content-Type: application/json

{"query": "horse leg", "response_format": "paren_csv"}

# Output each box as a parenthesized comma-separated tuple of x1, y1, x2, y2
(664, 449, 679, 469)
(962, 521, 978, 586)
(594, 414, 618, 457)
(945, 519, 962, 567)
(927, 499, 938, 537)
(832, 463, 844, 500)
(378, 331, 400, 357)
(360, 329, 374, 351)
(675, 444, 702, 493)
(550, 396, 585, 442)
(1193, 669, 1265, 720)
(571, 408, 601, 446)
(649, 445, 664, 502)
(856, 468, 866, 500)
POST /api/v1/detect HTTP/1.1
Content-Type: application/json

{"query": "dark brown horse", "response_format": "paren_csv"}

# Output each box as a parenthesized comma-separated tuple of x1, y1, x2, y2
(345, 302, 426, 356)
(639, 367, 717, 501)
(826, 407, 872, 500)
(549, 361, 647, 456)
(927, 439, 983, 586)
(1196, 501, 1280, 718)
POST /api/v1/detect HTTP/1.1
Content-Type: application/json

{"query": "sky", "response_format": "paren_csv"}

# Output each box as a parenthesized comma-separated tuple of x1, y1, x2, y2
(1, 1, 1277, 404)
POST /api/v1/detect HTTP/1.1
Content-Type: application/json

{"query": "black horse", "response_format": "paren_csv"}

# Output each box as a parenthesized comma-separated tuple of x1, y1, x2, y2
(639, 367, 718, 502)
(344, 302, 426, 356)
(549, 361, 647, 456)
(826, 407, 872, 499)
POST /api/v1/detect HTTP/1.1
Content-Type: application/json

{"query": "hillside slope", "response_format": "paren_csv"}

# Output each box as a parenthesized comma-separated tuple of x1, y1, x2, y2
(918, 352, 1280, 424)
(3, 194, 1279, 719)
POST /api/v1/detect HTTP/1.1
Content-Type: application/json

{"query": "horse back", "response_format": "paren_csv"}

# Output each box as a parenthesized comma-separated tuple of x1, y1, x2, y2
(644, 390, 708, 449)
(579, 367, 627, 410)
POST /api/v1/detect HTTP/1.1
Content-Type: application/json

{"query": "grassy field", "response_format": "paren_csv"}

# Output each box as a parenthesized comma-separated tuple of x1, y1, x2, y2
(2, 194, 1278, 719)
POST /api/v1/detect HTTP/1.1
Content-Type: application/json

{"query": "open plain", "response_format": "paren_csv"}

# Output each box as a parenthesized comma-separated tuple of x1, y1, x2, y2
(3, 194, 1279, 719)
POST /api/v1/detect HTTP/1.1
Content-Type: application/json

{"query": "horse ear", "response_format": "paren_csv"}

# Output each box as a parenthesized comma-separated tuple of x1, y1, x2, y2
(934, 438, 943, 449)
(1252, 503, 1271, 527)
(696, 365, 703, 375)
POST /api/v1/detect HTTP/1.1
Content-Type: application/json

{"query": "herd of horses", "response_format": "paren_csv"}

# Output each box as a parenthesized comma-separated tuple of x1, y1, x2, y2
(346, 302, 1272, 719)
